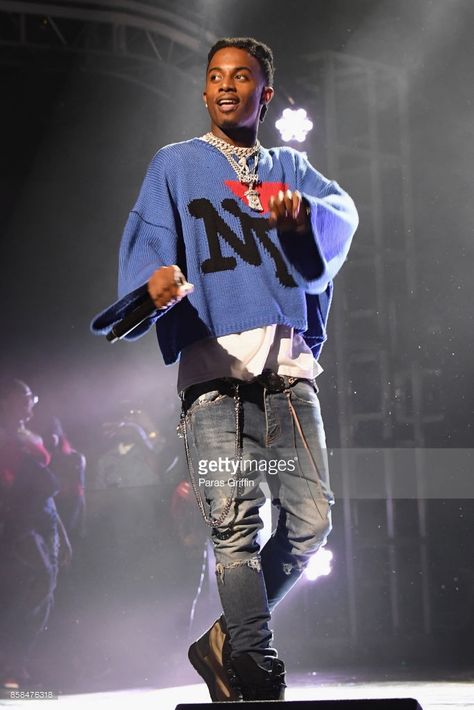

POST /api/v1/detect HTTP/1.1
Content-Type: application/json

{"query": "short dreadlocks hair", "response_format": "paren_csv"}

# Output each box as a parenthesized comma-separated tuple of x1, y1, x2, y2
(207, 37, 274, 86)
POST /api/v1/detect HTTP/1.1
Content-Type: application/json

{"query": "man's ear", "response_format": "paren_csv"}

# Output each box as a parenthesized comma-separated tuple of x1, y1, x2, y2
(261, 86, 274, 105)
(259, 86, 274, 122)
(202, 91, 208, 108)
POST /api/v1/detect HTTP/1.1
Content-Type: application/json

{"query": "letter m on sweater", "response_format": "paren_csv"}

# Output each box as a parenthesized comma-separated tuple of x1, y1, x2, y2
(188, 198, 296, 288)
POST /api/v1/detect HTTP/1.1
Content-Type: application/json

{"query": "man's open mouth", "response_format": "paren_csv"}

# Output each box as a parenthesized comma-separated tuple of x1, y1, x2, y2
(217, 97, 239, 106)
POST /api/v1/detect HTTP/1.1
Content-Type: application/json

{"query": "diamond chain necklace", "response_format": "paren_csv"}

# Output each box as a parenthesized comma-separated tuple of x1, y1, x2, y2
(200, 132, 264, 211)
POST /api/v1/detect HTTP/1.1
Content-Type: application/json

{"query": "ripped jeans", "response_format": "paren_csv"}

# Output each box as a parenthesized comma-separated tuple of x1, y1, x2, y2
(181, 377, 334, 667)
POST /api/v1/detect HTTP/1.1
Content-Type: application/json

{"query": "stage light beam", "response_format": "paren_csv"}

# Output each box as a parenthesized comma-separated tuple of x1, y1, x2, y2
(275, 108, 314, 143)
(304, 547, 333, 581)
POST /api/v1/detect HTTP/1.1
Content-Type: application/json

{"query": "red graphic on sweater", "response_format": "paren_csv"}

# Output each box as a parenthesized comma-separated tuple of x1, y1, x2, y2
(224, 181, 289, 214)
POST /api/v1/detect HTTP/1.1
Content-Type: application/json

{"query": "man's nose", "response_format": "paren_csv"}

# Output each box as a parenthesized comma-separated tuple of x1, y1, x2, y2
(219, 77, 236, 91)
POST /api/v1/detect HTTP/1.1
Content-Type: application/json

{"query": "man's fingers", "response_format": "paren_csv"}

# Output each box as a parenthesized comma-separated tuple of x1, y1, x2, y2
(269, 189, 300, 216)
(160, 282, 194, 307)
(268, 195, 278, 225)
(277, 190, 289, 217)
(292, 190, 302, 219)
(269, 191, 289, 221)
(283, 190, 294, 216)
(177, 281, 194, 297)
(155, 284, 181, 309)
(268, 189, 307, 232)
(148, 265, 194, 309)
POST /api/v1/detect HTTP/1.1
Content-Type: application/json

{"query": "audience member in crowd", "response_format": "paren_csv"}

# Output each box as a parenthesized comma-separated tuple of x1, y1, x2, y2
(0, 379, 71, 689)
(43, 416, 86, 540)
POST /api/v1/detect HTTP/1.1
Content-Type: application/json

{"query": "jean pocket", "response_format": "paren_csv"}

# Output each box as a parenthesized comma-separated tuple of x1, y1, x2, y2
(187, 389, 227, 414)
(290, 380, 320, 405)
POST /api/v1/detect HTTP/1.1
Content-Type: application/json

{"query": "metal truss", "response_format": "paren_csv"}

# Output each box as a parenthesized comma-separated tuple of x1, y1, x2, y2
(0, 1, 217, 95)
(303, 51, 444, 647)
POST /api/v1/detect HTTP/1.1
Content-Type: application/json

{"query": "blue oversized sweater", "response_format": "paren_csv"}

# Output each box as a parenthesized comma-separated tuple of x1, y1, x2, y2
(92, 138, 358, 365)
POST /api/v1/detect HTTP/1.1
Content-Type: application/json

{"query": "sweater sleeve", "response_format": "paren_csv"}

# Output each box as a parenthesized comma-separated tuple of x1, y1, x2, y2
(118, 148, 181, 297)
(278, 150, 358, 294)
(91, 148, 182, 338)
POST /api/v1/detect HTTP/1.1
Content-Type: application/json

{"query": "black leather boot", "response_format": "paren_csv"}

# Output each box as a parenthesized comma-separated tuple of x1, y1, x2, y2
(188, 616, 242, 701)
(231, 654, 286, 700)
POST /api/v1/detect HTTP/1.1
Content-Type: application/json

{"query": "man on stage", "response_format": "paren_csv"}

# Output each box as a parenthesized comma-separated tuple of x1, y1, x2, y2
(93, 36, 358, 701)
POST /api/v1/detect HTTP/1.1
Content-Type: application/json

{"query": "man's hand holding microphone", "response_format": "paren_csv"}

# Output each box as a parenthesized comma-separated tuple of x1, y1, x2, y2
(147, 265, 194, 310)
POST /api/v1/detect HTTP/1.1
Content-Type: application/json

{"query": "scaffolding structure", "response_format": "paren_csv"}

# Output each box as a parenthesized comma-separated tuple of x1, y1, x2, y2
(0, 0, 214, 94)
(304, 51, 444, 646)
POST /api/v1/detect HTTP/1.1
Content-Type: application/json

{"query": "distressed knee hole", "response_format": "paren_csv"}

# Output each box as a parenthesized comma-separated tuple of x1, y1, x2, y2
(215, 555, 261, 583)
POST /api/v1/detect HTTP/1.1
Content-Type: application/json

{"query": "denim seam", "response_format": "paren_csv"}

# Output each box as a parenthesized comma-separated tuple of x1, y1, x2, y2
(263, 389, 282, 447)
(290, 393, 319, 404)
(286, 390, 326, 520)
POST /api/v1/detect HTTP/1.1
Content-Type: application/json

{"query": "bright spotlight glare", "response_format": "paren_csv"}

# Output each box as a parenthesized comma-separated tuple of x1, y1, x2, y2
(304, 547, 333, 581)
(275, 108, 314, 143)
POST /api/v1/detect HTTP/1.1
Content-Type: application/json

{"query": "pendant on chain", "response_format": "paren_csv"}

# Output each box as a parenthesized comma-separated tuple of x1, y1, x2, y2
(244, 186, 263, 212)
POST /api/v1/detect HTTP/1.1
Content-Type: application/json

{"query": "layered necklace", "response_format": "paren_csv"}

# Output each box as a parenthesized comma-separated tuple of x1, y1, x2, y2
(200, 132, 263, 211)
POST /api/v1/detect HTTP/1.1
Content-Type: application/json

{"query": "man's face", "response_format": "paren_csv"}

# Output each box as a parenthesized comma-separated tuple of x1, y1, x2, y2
(1, 385, 37, 425)
(203, 46, 273, 132)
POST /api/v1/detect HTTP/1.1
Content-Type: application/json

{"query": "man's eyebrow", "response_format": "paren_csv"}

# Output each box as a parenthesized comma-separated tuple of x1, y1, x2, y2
(207, 65, 253, 74)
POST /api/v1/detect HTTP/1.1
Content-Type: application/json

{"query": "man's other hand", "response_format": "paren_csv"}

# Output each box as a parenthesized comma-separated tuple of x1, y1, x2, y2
(147, 265, 194, 310)
(268, 189, 311, 234)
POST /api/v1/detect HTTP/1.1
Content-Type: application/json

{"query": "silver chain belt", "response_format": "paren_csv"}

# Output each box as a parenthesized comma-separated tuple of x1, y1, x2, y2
(177, 373, 313, 531)
(178, 383, 242, 532)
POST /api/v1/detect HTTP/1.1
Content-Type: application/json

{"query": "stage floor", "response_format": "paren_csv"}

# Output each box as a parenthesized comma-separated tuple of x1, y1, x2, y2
(1, 673, 472, 710)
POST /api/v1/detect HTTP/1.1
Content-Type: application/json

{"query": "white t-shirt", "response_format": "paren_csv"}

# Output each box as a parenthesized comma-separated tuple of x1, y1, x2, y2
(177, 324, 322, 393)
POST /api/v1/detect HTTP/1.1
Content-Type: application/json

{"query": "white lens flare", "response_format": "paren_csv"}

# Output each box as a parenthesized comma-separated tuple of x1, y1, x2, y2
(304, 547, 333, 581)
(275, 108, 314, 143)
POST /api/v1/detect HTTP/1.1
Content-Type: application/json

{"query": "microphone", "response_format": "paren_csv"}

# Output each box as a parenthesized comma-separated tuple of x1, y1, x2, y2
(105, 274, 194, 342)
(106, 296, 157, 342)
